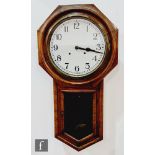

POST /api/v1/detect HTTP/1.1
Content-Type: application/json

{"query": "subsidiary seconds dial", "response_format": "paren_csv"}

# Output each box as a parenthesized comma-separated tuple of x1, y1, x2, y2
(49, 18, 106, 77)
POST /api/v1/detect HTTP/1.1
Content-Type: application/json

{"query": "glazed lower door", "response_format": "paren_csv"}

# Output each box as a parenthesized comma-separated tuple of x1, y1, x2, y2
(55, 89, 101, 151)
(64, 92, 94, 140)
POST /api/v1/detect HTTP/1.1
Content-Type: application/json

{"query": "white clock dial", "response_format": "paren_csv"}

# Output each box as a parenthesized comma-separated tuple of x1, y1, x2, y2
(49, 18, 106, 77)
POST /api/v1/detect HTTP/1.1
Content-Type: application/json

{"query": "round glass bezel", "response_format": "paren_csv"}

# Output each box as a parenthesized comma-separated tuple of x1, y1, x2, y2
(45, 13, 111, 80)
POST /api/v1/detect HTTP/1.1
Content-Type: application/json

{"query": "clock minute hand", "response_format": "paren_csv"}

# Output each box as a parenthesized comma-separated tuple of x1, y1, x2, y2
(85, 48, 103, 54)
(75, 46, 103, 54)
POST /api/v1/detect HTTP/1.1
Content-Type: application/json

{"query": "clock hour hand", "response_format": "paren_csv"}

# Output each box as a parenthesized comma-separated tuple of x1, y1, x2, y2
(75, 46, 86, 51)
(75, 46, 103, 54)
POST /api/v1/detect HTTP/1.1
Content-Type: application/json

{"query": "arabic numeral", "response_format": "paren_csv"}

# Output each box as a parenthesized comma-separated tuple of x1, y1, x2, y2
(75, 66, 80, 71)
(85, 63, 90, 69)
(57, 55, 61, 61)
(96, 44, 101, 50)
(92, 55, 97, 61)
(64, 26, 68, 32)
(74, 21, 80, 29)
(56, 34, 62, 40)
(96, 43, 104, 50)
(93, 33, 98, 40)
(52, 44, 58, 51)
(87, 25, 89, 32)
(65, 63, 69, 69)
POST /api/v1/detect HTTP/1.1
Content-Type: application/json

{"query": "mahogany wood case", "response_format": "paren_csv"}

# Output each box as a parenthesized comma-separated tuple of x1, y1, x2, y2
(37, 4, 118, 151)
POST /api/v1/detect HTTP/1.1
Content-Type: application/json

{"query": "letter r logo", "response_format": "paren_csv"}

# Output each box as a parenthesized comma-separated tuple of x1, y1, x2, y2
(35, 139, 48, 152)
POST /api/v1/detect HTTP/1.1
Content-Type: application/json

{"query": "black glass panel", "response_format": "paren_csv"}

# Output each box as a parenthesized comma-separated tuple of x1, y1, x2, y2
(64, 92, 93, 140)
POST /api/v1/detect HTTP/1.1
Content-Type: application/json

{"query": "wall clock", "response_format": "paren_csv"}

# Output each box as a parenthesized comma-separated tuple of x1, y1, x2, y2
(37, 4, 118, 151)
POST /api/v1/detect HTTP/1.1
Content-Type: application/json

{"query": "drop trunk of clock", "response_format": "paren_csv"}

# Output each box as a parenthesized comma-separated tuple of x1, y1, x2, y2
(37, 4, 118, 151)
(53, 80, 104, 150)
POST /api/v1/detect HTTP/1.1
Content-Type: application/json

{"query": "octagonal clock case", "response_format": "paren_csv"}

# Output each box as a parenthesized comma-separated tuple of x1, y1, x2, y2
(37, 4, 118, 151)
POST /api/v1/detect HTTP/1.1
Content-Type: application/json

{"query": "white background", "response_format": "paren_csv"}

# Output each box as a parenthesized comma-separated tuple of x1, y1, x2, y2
(0, 0, 155, 155)
(32, 1, 123, 155)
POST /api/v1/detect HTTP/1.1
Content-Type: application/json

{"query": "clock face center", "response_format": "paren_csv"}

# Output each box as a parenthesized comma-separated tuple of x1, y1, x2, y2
(49, 18, 106, 77)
